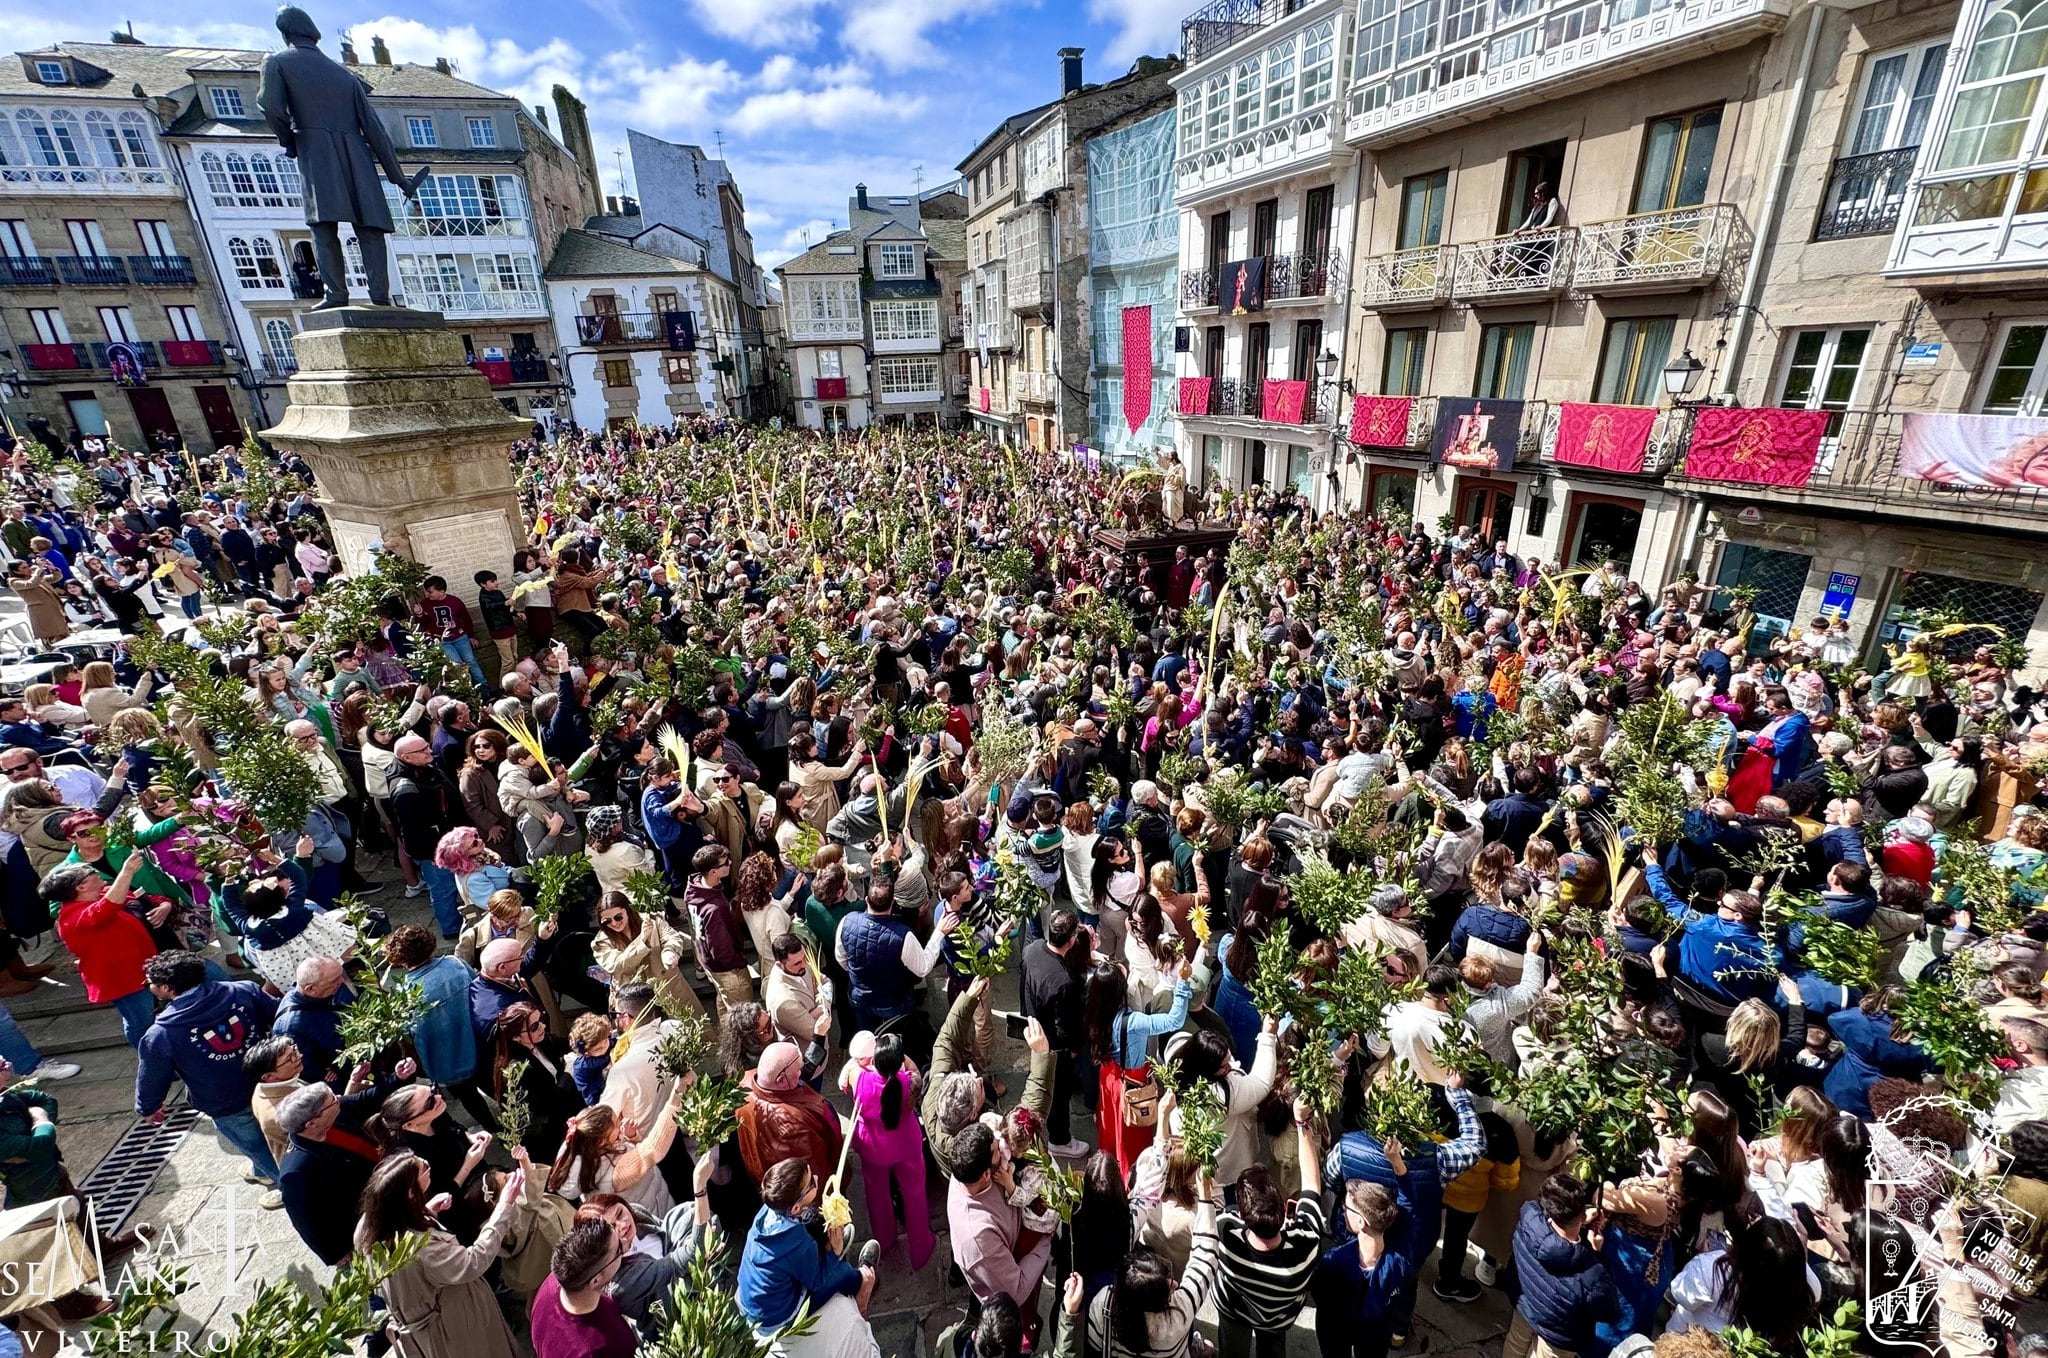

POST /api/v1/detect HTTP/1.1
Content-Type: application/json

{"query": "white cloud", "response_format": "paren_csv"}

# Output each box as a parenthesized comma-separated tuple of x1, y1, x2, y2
(730, 83, 926, 134)
(757, 54, 802, 89)
(1089, 0, 1187, 66)
(689, 0, 831, 50)
(838, 0, 1009, 71)
(0, 10, 275, 53)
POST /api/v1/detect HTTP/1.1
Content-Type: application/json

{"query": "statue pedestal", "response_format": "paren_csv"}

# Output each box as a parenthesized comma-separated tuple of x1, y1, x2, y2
(262, 309, 528, 612)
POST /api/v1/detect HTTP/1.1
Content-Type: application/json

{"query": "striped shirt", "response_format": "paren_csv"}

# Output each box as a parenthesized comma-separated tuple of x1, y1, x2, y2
(1213, 1197, 1327, 1329)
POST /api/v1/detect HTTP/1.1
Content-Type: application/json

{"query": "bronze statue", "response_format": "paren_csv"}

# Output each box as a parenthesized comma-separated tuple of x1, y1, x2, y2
(257, 7, 428, 309)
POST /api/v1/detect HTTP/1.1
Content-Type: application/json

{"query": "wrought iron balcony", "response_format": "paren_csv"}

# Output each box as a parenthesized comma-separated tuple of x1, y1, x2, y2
(1814, 147, 1917, 241)
(1181, 266, 1219, 309)
(1573, 203, 1743, 293)
(1449, 228, 1576, 302)
(259, 355, 299, 380)
(576, 312, 665, 345)
(1344, 395, 1437, 450)
(1181, 0, 1318, 63)
(508, 354, 550, 383)
(20, 342, 88, 372)
(128, 254, 197, 286)
(1269, 249, 1339, 301)
(1357, 245, 1455, 310)
(1532, 403, 1687, 474)
(56, 255, 127, 286)
(0, 256, 55, 286)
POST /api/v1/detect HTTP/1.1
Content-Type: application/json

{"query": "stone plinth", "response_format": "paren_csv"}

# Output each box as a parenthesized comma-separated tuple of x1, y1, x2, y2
(262, 310, 528, 610)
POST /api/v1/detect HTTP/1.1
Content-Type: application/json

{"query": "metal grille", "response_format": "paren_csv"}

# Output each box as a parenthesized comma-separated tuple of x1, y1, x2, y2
(76, 1104, 199, 1232)
(1890, 571, 2046, 657)
(1714, 544, 1811, 637)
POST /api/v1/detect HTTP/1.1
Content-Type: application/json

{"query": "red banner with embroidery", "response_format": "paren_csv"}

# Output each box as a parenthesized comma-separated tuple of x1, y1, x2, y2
(815, 377, 846, 400)
(1121, 305, 1153, 433)
(1684, 406, 1830, 488)
(1349, 395, 1413, 447)
(1178, 377, 1212, 416)
(1555, 402, 1658, 473)
(1261, 379, 1308, 423)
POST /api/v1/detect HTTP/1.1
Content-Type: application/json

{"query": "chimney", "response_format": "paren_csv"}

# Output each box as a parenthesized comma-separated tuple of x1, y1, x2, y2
(1059, 47, 1084, 96)
(371, 35, 392, 65)
(621, 195, 639, 217)
(340, 39, 358, 64)
(433, 57, 451, 75)
(855, 183, 868, 210)
(605, 195, 619, 215)
(534, 104, 549, 129)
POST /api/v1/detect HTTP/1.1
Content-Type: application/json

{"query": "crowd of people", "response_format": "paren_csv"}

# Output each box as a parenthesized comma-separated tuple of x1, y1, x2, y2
(1, 423, 2047, 1358)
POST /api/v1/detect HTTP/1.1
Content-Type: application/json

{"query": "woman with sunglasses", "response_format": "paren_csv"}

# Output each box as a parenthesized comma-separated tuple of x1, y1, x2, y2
(366, 1083, 497, 1244)
(355, 1149, 529, 1358)
(589, 889, 698, 1020)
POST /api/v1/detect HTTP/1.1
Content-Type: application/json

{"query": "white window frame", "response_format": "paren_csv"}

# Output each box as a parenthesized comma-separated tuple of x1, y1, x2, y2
(1846, 42, 1948, 156)
(0, 220, 32, 257)
(876, 243, 918, 278)
(136, 220, 175, 259)
(818, 349, 842, 379)
(467, 116, 497, 148)
(96, 306, 138, 343)
(875, 356, 940, 396)
(165, 305, 204, 342)
(406, 116, 438, 148)
(1977, 318, 2048, 414)
(64, 219, 107, 257)
(34, 61, 64, 85)
(1773, 325, 1872, 413)
(26, 308, 67, 344)
(208, 86, 245, 118)
(871, 299, 939, 342)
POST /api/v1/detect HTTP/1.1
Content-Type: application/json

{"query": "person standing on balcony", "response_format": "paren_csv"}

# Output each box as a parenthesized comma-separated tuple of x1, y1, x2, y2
(1511, 183, 1566, 282)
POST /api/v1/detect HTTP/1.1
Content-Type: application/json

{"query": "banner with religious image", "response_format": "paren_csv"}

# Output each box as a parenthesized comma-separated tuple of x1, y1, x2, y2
(1683, 406, 1829, 487)
(1261, 379, 1308, 424)
(1428, 398, 1525, 471)
(1122, 305, 1153, 433)
(1554, 402, 1658, 473)
(1897, 411, 2048, 488)
(1350, 395, 1413, 447)
(1218, 257, 1266, 314)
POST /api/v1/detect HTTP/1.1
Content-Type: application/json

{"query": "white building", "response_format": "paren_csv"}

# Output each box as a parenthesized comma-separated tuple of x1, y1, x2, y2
(543, 224, 743, 432)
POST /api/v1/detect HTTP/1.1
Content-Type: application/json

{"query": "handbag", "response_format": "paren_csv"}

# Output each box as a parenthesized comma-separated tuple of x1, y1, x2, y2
(1115, 1016, 1160, 1128)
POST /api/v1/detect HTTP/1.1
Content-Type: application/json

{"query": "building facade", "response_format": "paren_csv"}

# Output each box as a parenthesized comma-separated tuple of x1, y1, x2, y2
(1086, 104, 1180, 466)
(0, 42, 249, 451)
(959, 104, 1052, 445)
(1170, 0, 1361, 500)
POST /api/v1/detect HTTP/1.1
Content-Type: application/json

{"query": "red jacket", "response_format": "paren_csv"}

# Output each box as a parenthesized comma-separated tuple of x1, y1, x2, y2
(1883, 839, 1936, 888)
(57, 893, 157, 1002)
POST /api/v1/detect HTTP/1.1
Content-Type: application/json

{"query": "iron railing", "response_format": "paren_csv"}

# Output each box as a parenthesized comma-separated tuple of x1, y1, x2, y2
(576, 312, 665, 345)
(0, 256, 55, 286)
(55, 255, 127, 286)
(1357, 244, 1455, 309)
(1572, 203, 1742, 291)
(88, 340, 159, 369)
(1182, 0, 1317, 61)
(159, 339, 223, 367)
(128, 254, 196, 286)
(1450, 228, 1576, 301)
(1179, 249, 1342, 310)
(20, 342, 89, 372)
(1181, 265, 1220, 309)
(1814, 147, 1917, 241)
(1531, 403, 1687, 474)
(260, 355, 299, 379)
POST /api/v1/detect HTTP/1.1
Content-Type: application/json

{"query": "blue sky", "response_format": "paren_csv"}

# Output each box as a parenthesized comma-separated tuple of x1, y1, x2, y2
(0, 0, 1186, 267)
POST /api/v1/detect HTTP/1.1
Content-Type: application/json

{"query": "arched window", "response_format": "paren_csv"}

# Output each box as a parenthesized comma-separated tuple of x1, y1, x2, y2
(263, 317, 296, 370)
(343, 235, 364, 282)
(19, 110, 58, 167)
(116, 113, 155, 167)
(250, 237, 284, 286)
(0, 116, 23, 171)
(199, 151, 230, 200)
(250, 152, 282, 199)
(225, 152, 256, 198)
(275, 153, 301, 200)
(228, 237, 259, 287)
(46, 110, 83, 166)
(1941, 0, 2048, 168)
(83, 111, 124, 166)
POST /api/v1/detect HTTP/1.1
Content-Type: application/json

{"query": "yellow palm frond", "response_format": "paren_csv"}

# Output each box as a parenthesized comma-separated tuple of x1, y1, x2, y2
(498, 710, 553, 771)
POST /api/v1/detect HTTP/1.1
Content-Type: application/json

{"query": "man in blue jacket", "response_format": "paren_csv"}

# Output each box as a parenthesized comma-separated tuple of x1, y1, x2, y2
(1508, 1174, 1616, 1357)
(135, 951, 281, 1202)
(737, 1157, 876, 1338)
(1643, 851, 1780, 1006)
(272, 956, 355, 1085)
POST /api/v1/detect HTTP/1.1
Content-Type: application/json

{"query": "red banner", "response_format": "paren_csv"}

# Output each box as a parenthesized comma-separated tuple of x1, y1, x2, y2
(473, 358, 513, 386)
(1555, 402, 1658, 473)
(1350, 395, 1413, 447)
(1121, 305, 1152, 433)
(1178, 377, 1212, 417)
(1261, 379, 1308, 424)
(160, 340, 215, 367)
(1684, 406, 1830, 488)
(979, 387, 990, 413)
(815, 377, 847, 400)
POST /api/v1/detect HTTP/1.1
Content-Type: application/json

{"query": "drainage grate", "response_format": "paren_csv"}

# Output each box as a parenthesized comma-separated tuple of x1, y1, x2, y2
(76, 1105, 200, 1233)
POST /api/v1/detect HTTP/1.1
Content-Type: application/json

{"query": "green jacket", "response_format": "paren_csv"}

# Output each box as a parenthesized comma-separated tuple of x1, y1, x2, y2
(62, 814, 192, 914)
(921, 984, 1053, 1181)
(0, 1087, 62, 1206)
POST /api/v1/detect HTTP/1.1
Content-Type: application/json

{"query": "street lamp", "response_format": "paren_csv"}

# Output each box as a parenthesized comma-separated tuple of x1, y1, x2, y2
(1663, 350, 1706, 405)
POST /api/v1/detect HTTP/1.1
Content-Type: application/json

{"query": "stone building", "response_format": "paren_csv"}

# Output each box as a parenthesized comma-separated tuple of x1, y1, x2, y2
(959, 102, 1054, 445)
(0, 41, 248, 451)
